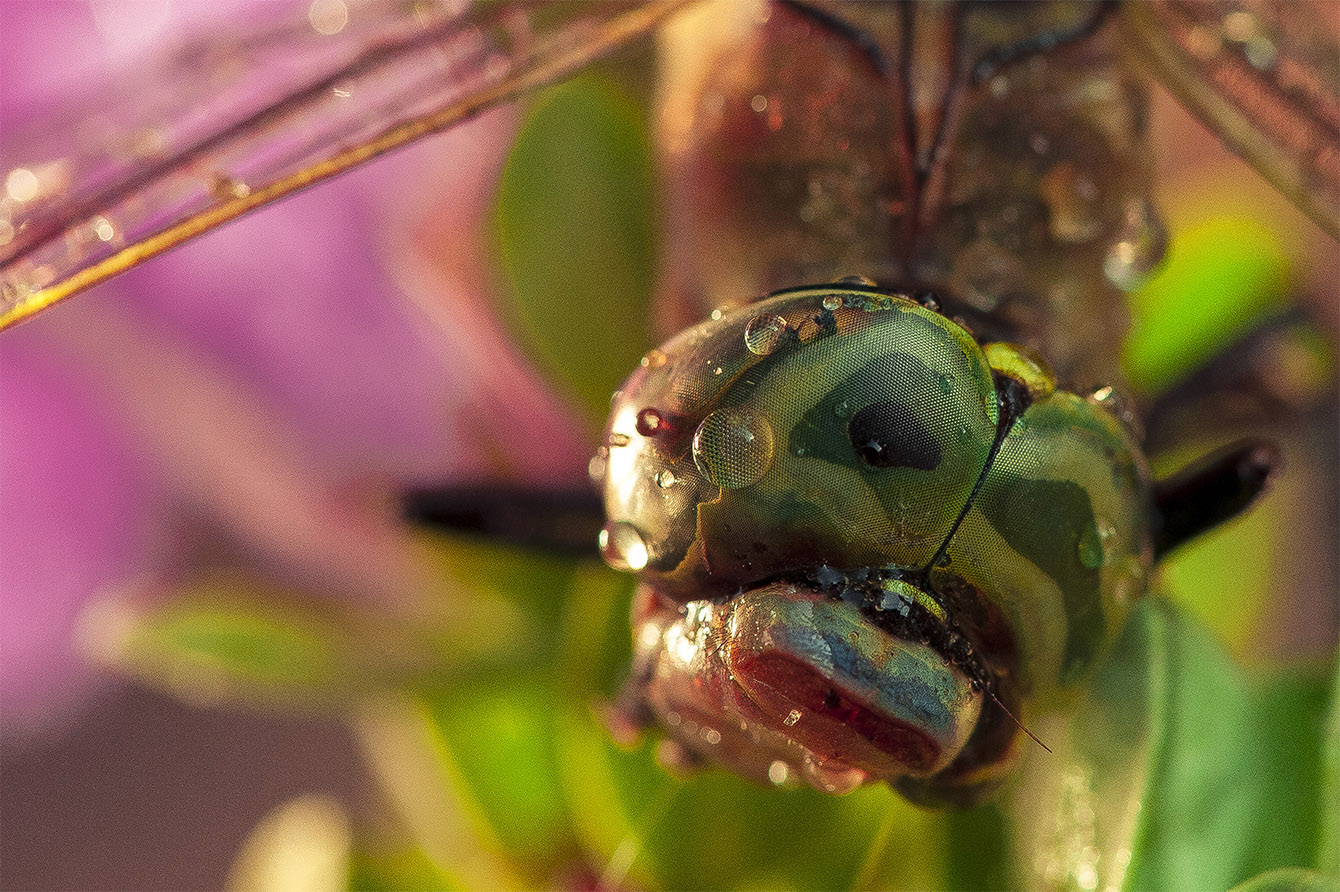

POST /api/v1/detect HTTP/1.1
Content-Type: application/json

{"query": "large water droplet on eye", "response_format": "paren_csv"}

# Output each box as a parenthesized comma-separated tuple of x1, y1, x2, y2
(654, 469, 677, 489)
(744, 313, 788, 355)
(1103, 198, 1167, 291)
(599, 521, 649, 571)
(692, 408, 776, 488)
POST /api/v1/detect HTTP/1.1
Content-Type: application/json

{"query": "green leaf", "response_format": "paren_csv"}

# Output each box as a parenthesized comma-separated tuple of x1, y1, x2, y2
(1017, 599, 1332, 891)
(1321, 649, 1340, 877)
(1228, 868, 1340, 892)
(496, 74, 658, 421)
(81, 554, 538, 707)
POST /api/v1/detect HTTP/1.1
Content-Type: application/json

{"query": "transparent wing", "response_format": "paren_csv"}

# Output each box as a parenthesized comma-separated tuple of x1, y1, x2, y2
(1120, 0, 1340, 240)
(0, 0, 687, 330)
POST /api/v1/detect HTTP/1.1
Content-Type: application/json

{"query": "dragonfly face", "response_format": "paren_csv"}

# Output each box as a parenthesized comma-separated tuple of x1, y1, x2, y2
(597, 284, 1152, 802)
(1, 0, 1335, 817)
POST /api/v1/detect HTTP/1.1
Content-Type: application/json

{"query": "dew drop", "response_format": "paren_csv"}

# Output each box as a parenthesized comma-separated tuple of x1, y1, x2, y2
(744, 313, 788, 355)
(692, 409, 776, 488)
(5, 167, 40, 202)
(768, 760, 790, 785)
(641, 349, 667, 368)
(90, 216, 116, 242)
(636, 407, 666, 437)
(832, 399, 851, 419)
(821, 295, 843, 311)
(1102, 198, 1167, 291)
(655, 469, 677, 489)
(588, 452, 607, 483)
(937, 374, 953, 395)
(609, 432, 631, 448)
(783, 709, 802, 727)
(598, 521, 649, 571)
(209, 172, 251, 201)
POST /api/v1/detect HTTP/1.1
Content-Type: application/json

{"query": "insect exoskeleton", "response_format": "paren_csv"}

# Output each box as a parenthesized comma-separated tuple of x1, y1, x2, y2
(595, 282, 1154, 804)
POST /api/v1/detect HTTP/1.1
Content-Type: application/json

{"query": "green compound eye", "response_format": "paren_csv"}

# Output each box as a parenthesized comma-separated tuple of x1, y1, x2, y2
(600, 284, 1154, 803)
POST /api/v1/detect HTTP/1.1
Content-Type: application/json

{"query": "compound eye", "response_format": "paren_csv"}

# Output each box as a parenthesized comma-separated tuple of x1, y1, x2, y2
(847, 400, 942, 471)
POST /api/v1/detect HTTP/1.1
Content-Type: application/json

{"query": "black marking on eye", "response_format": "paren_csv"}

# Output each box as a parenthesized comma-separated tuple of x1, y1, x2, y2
(847, 400, 942, 471)
(977, 475, 1103, 684)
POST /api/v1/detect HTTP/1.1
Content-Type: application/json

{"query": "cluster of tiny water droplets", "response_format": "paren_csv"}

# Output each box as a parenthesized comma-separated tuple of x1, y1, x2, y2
(691, 407, 777, 489)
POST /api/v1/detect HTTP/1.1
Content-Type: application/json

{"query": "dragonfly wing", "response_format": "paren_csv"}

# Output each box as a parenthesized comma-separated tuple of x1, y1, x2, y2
(1120, 0, 1340, 240)
(0, 0, 688, 330)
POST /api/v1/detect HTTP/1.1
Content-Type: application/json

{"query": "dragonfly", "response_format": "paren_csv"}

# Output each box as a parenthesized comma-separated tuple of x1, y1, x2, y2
(2, 1, 1337, 890)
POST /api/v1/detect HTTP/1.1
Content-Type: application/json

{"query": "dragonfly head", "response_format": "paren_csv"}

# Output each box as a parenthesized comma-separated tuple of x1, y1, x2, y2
(596, 283, 1153, 801)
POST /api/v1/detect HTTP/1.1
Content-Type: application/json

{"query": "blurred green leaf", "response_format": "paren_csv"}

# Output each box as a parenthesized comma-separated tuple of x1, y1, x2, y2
(1321, 649, 1340, 878)
(496, 74, 658, 421)
(81, 557, 537, 707)
(1018, 598, 1330, 891)
(346, 845, 451, 892)
(1123, 215, 1290, 395)
(1228, 868, 1340, 892)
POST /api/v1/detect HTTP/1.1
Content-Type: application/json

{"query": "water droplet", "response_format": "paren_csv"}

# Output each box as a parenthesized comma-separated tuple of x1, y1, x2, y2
(783, 709, 802, 727)
(768, 760, 790, 785)
(1222, 10, 1260, 42)
(692, 408, 776, 488)
(821, 295, 843, 311)
(598, 521, 649, 571)
(937, 374, 953, 395)
(636, 407, 666, 437)
(832, 399, 851, 419)
(744, 313, 788, 355)
(750, 93, 768, 113)
(5, 168, 40, 202)
(712, 366, 723, 376)
(1244, 35, 1277, 71)
(1103, 198, 1167, 291)
(1078, 525, 1104, 569)
(609, 432, 631, 448)
(654, 469, 677, 489)
(641, 349, 667, 369)
(90, 216, 116, 242)
(701, 727, 722, 745)
(710, 306, 727, 321)
(588, 452, 607, 483)
(308, 0, 349, 35)
(209, 172, 251, 201)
